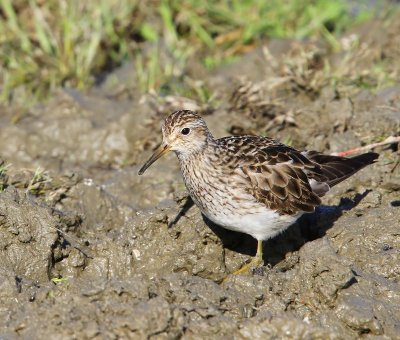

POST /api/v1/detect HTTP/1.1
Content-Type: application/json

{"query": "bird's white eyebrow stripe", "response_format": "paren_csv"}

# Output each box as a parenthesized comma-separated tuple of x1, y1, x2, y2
(162, 110, 207, 135)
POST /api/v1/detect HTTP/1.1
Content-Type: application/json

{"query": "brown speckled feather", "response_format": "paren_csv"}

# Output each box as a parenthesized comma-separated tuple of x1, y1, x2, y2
(214, 136, 321, 215)
(214, 136, 378, 215)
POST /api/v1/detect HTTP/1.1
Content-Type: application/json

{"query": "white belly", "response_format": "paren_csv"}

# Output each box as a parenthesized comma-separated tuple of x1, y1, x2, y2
(202, 206, 302, 241)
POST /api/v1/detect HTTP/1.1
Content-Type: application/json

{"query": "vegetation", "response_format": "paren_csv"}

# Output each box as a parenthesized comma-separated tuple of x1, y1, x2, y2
(26, 167, 52, 195)
(0, 160, 10, 191)
(0, 0, 392, 105)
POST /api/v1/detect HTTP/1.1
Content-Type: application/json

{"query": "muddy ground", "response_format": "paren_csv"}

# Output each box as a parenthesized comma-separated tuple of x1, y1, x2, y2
(1, 20, 400, 339)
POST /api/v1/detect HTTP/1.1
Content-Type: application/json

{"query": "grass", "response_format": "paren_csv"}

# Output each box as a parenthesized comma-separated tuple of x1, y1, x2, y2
(0, 0, 390, 106)
(0, 160, 10, 191)
(26, 166, 52, 195)
(51, 277, 69, 285)
(0, 162, 56, 195)
(0, 0, 137, 104)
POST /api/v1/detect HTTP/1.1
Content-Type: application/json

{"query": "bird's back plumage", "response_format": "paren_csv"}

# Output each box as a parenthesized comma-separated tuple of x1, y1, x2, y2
(213, 135, 378, 216)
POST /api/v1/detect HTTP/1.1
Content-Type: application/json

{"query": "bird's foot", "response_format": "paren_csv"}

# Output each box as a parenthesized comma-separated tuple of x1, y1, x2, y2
(232, 253, 264, 275)
(222, 254, 264, 283)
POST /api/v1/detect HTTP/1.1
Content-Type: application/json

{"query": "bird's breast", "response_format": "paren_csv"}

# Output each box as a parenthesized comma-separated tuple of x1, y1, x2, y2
(179, 157, 260, 219)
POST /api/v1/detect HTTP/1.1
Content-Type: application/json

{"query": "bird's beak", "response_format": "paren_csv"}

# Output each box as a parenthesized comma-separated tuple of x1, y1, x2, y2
(138, 143, 171, 175)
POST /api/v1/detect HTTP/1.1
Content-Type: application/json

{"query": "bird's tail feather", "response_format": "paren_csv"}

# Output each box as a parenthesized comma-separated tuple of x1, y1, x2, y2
(304, 151, 379, 195)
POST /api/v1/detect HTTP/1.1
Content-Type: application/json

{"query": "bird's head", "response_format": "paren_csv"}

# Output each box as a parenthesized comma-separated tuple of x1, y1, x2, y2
(138, 110, 211, 175)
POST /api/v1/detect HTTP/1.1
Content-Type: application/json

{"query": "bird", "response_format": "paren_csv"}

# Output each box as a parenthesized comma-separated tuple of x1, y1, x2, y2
(138, 110, 379, 274)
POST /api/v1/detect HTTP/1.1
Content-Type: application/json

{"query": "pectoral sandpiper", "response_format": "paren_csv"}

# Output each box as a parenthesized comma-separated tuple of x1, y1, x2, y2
(139, 110, 378, 274)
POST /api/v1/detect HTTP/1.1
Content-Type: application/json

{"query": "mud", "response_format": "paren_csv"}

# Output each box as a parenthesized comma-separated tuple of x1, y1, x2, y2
(1, 19, 400, 339)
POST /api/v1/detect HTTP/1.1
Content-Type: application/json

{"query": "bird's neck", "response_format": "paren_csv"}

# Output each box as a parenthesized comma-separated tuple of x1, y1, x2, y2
(176, 136, 222, 206)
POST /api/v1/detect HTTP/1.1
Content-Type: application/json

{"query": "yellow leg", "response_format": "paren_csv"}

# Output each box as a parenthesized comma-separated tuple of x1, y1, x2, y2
(231, 240, 264, 276)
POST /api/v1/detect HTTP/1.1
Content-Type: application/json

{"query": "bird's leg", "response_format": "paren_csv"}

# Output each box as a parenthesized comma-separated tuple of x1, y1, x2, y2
(231, 240, 264, 275)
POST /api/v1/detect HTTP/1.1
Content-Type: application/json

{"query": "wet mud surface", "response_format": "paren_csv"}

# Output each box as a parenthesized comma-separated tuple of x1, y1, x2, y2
(1, 20, 400, 339)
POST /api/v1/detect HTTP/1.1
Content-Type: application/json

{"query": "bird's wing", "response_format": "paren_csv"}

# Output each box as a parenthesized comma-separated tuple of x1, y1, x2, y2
(218, 136, 322, 215)
(218, 136, 378, 215)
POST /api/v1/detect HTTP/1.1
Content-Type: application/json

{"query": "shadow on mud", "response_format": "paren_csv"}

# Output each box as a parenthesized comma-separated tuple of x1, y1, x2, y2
(170, 190, 373, 267)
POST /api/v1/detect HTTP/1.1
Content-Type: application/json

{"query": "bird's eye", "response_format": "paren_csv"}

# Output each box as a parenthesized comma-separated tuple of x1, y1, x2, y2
(181, 128, 190, 135)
